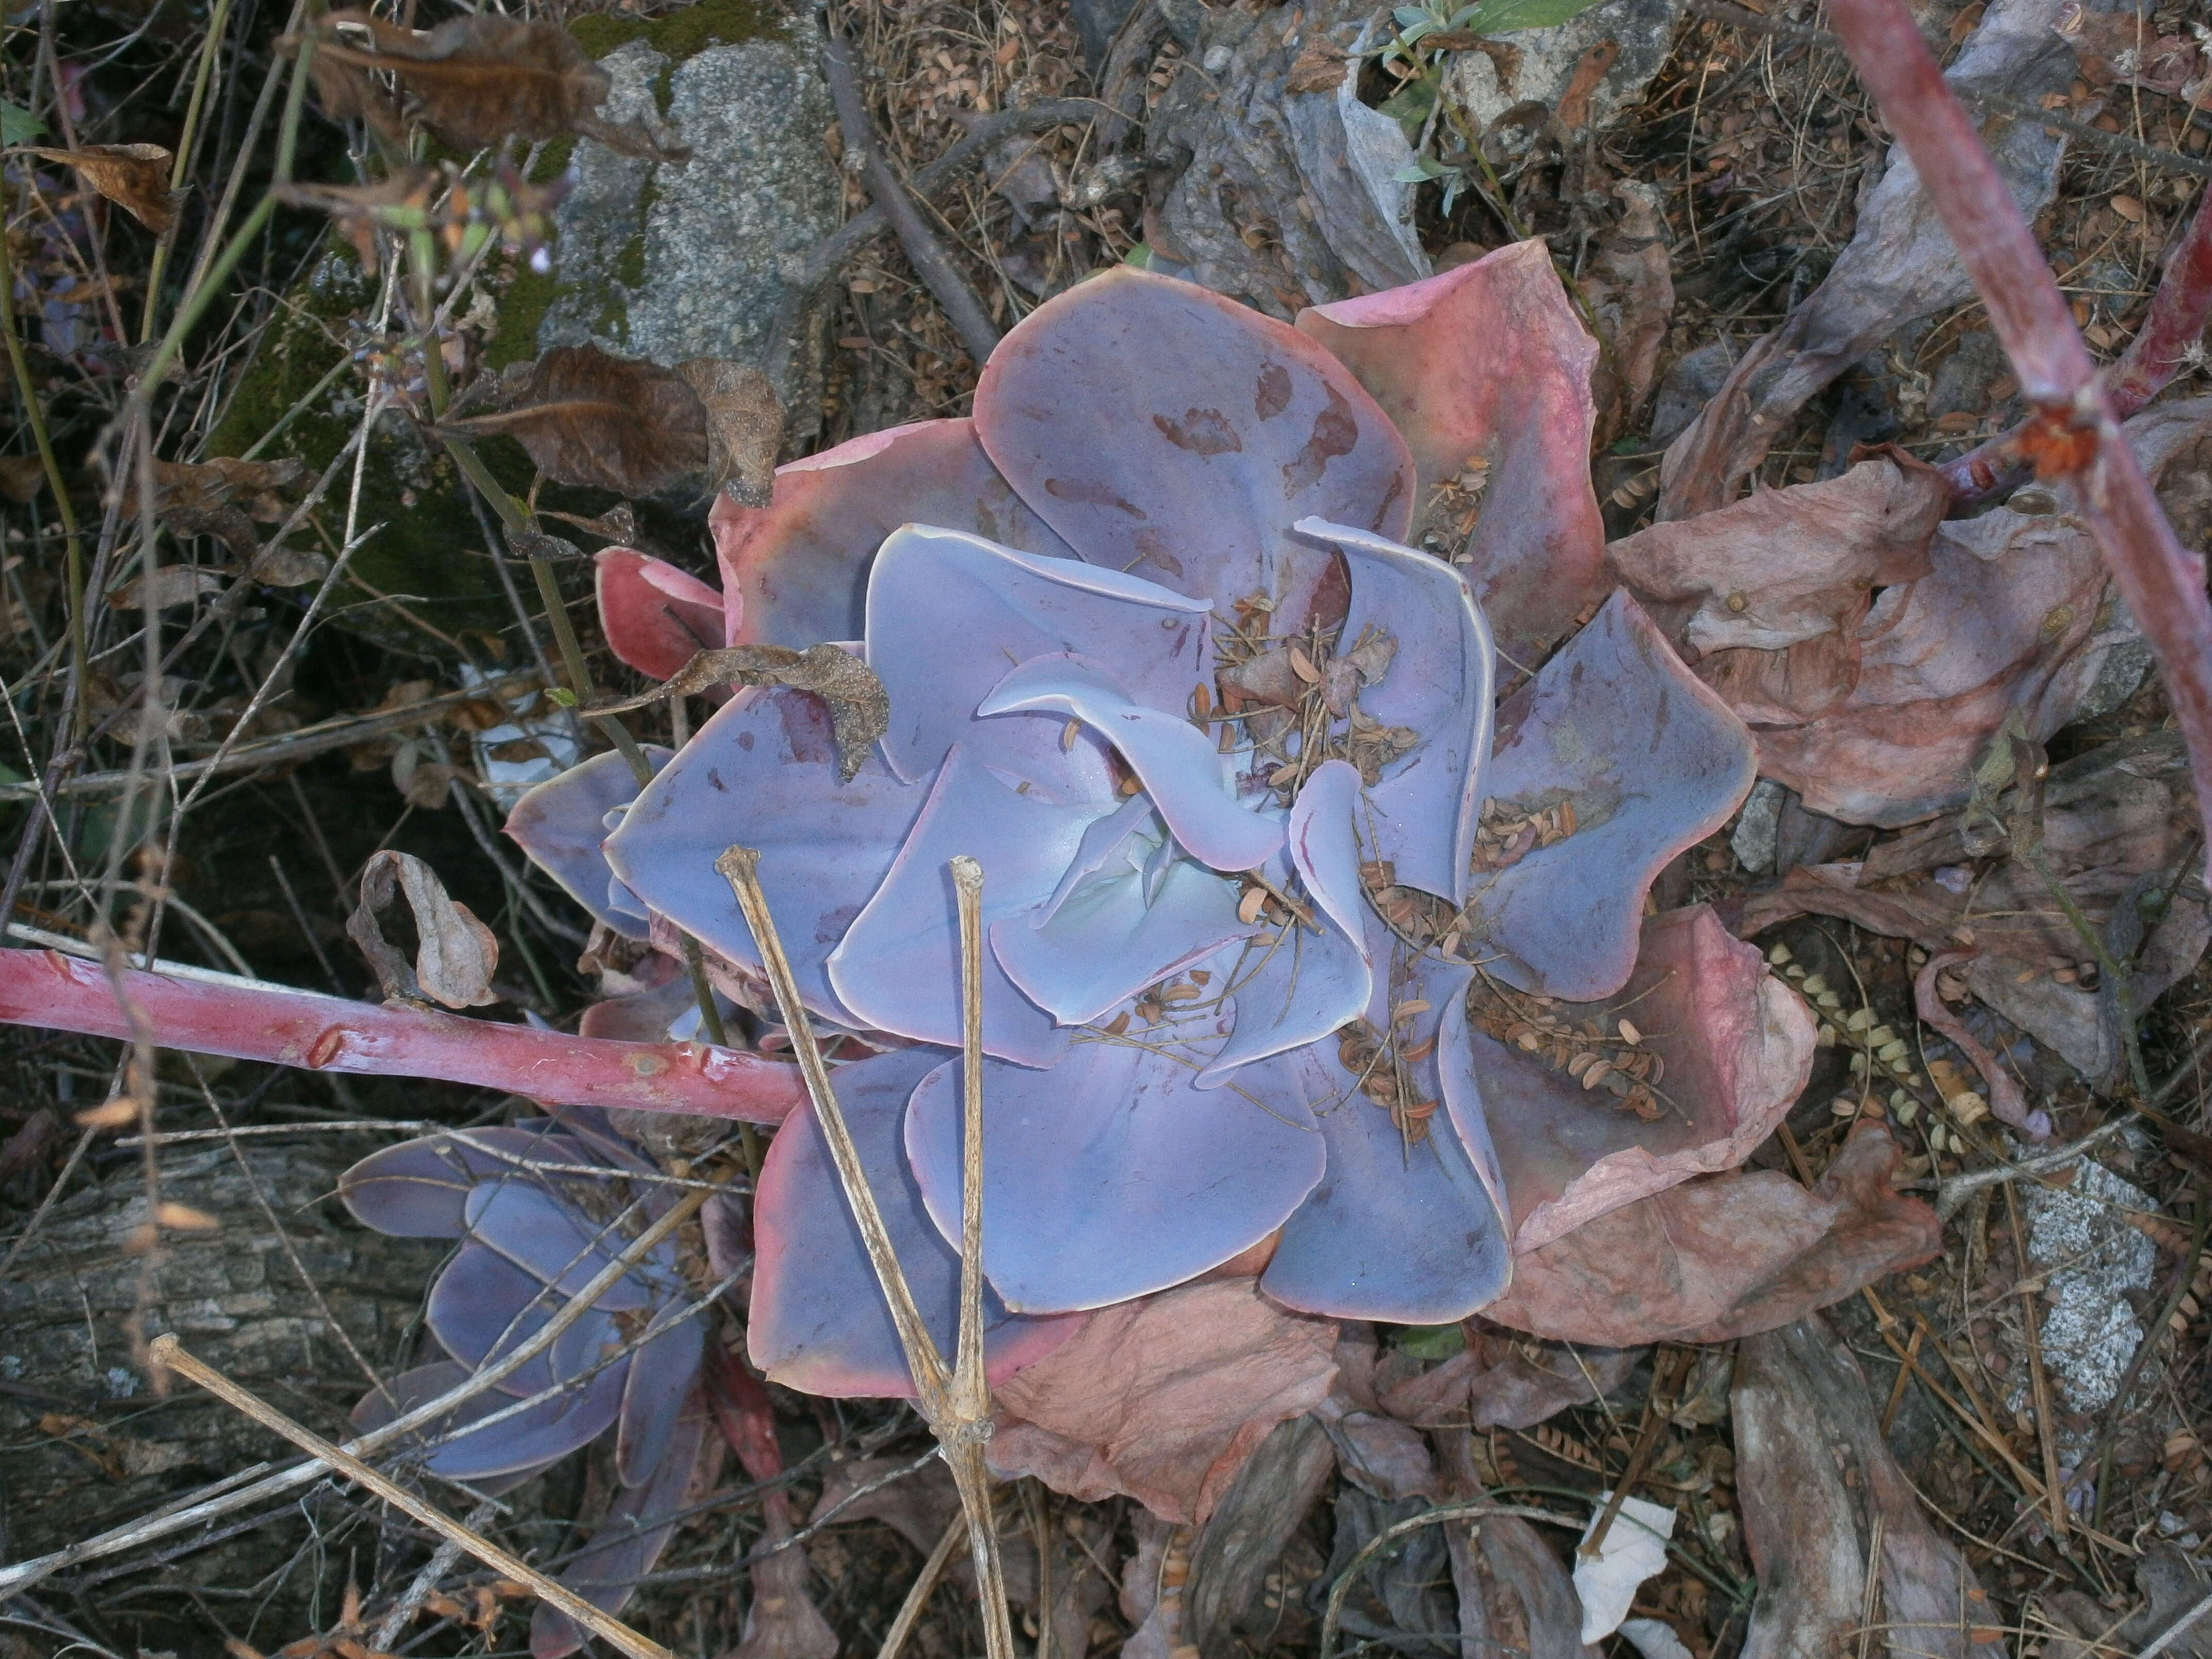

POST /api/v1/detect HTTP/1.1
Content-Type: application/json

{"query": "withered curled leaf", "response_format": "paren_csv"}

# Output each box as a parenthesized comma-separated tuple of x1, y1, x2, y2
(0, 457, 46, 505)
(27, 143, 182, 232)
(290, 10, 683, 158)
(673, 359, 785, 507)
(346, 849, 499, 1009)
(435, 344, 710, 497)
(589, 644, 888, 782)
(147, 457, 321, 584)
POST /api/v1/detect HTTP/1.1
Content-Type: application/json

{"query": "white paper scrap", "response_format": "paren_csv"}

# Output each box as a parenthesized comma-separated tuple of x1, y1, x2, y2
(1618, 1616, 1696, 1659)
(1572, 1493, 1677, 1644)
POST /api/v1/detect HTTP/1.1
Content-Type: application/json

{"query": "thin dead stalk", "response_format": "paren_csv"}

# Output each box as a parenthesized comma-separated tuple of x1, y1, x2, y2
(714, 843, 1016, 1659)
(879, 1512, 971, 1659)
(151, 1333, 673, 1659)
(1826, 0, 2212, 890)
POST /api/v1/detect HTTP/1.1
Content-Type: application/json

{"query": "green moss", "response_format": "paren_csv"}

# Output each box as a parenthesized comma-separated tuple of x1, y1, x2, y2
(487, 261, 561, 370)
(206, 247, 534, 650)
(567, 0, 783, 62)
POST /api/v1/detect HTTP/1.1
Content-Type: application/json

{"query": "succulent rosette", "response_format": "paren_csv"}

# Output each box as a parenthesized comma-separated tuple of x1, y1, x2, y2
(509, 244, 1810, 1399)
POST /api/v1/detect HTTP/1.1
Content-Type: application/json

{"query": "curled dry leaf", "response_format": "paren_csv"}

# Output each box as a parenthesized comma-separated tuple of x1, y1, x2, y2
(588, 644, 888, 783)
(293, 10, 681, 159)
(148, 457, 318, 581)
(1376, 1330, 1640, 1432)
(1733, 1315, 1993, 1659)
(1577, 182, 1673, 447)
(1484, 1125, 1941, 1348)
(672, 359, 785, 508)
(987, 1275, 1340, 1525)
(346, 849, 499, 1009)
(436, 344, 710, 497)
(26, 143, 181, 233)
(1182, 1416, 1338, 1653)
(0, 455, 46, 504)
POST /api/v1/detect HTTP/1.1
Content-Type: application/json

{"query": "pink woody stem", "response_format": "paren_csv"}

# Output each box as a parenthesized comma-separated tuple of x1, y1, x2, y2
(1830, 0, 2212, 886)
(0, 948, 806, 1123)
(1944, 183, 2212, 502)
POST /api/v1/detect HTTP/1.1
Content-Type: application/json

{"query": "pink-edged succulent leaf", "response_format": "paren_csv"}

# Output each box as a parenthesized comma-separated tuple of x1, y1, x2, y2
(974, 266, 1416, 618)
(903, 1038, 1325, 1314)
(605, 687, 931, 1029)
(747, 1046, 1081, 1398)
(1196, 760, 1372, 1085)
(506, 747, 672, 940)
(351, 1358, 626, 1482)
(1741, 503, 2109, 825)
(339, 1124, 591, 1237)
(1483, 1125, 1941, 1347)
(1295, 519, 1493, 904)
(987, 1274, 1340, 1525)
(715, 418, 1077, 649)
(1607, 456, 1945, 658)
(1469, 591, 1756, 1001)
(594, 548, 728, 681)
(978, 655, 1286, 873)
(1295, 241, 1605, 663)
(1260, 911, 1512, 1324)
(1473, 905, 1817, 1252)
(0, 947, 808, 1121)
(865, 522, 1211, 785)
(534, 1393, 713, 1659)
(826, 743, 1100, 1066)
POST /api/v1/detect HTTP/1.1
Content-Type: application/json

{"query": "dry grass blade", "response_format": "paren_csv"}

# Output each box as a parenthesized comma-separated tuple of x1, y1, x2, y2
(714, 843, 1016, 1659)
(149, 1335, 673, 1659)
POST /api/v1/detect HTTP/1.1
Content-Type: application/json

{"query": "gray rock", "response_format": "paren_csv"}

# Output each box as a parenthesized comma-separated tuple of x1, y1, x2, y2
(1442, 0, 1681, 136)
(1731, 777, 1785, 874)
(2015, 1150, 2156, 1431)
(539, 36, 838, 396)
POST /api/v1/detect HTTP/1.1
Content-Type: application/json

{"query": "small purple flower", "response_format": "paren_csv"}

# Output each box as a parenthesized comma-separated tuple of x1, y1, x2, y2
(509, 248, 1799, 1400)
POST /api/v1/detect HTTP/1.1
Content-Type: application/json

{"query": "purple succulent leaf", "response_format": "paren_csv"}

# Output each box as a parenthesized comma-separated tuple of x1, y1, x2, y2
(614, 1305, 706, 1488)
(533, 1394, 711, 1659)
(542, 1105, 661, 1177)
(462, 1182, 659, 1308)
(827, 744, 1098, 1065)
(973, 267, 1417, 620)
(351, 1358, 625, 1481)
(605, 687, 931, 1027)
(1195, 760, 1372, 1085)
(979, 654, 1287, 872)
(904, 1035, 1326, 1313)
(865, 523, 1212, 785)
(426, 1241, 627, 1397)
(1259, 914, 1511, 1323)
(339, 1126, 589, 1238)
(1294, 518, 1495, 905)
(1475, 906, 1816, 1252)
(718, 417, 1079, 649)
(749, 1047, 1081, 1397)
(1294, 242, 1607, 665)
(506, 748, 673, 940)
(1468, 591, 1757, 1002)
(991, 841, 1253, 1027)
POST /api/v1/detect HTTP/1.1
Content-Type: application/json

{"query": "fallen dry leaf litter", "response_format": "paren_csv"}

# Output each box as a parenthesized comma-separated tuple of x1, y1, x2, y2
(1, 0, 2211, 1652)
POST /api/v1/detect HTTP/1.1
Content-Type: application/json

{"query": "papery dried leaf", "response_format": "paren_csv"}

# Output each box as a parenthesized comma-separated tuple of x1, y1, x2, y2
(588, 644, 886, 782)
(1578, 182, 1672, 446)
(1608, 455, 1945, 661)
(1183, 1416, 1337, 1652)
(1484, 1125, 1940, 1348)
(0, 456, 45, 504)
(1734, 1316, 1990, 1659)
(149, 456, 308, 568)
(109, 565, 224, 610)
(347, 849, 499, 1009)
(674, 359, 784, 508)
(294, 10, 682, 158)
(988, 1276, 1339, 1524)
(269, 170, 438, 274)
(437, 344, 709, 497)
(1375, 1333, 1640, 1432)
(27, 143, 181, 232)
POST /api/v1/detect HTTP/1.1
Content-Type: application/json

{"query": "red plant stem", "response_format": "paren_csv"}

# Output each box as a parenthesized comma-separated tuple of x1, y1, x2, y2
(1944, 183, 2212, 502)
(0, 948, 806, 1123)
(1830, 0, 2212, 884)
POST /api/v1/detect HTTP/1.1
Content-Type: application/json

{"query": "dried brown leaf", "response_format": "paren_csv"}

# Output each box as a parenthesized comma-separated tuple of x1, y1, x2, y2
(346, 849, 498, 1009)
(437, 344, 709, 497)
(588, 643, 887, 782)
(674, 359, 784, 508)
(988, 1276, 1339, 1524)
(26, 143, 182, 232)
(293, 10, 684, 158)
(0, 456, 46, 504)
